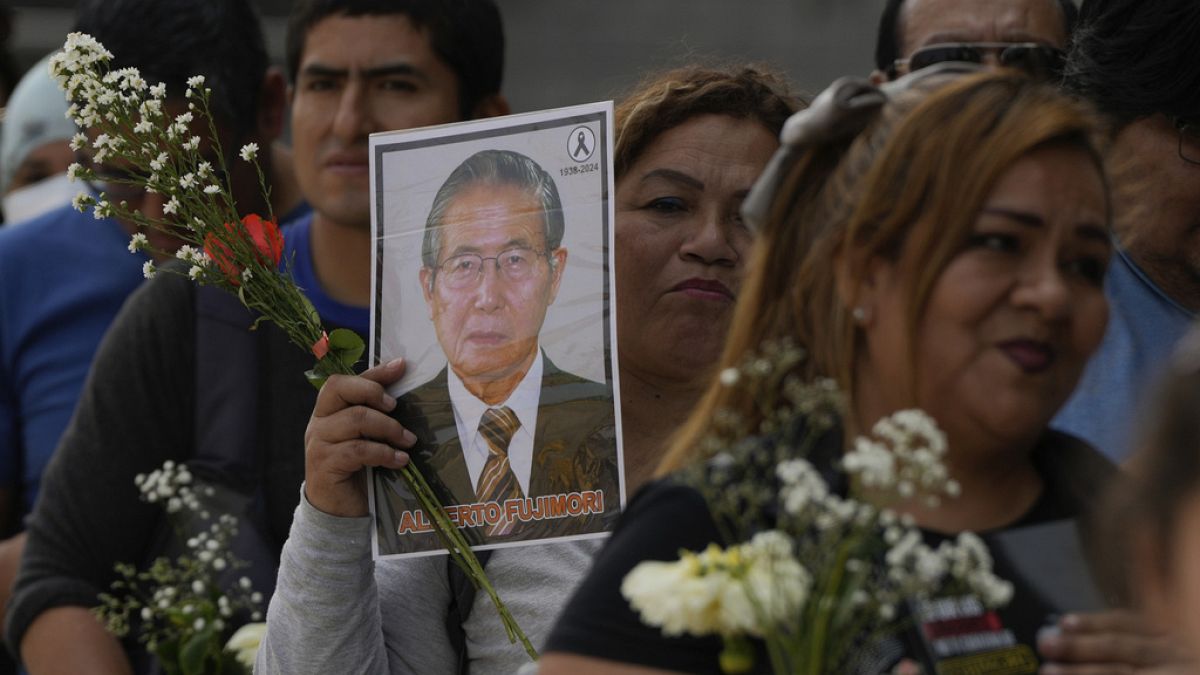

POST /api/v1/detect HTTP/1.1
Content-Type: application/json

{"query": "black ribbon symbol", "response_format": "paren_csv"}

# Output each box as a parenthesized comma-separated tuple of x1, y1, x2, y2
(573, 130, 590, 158)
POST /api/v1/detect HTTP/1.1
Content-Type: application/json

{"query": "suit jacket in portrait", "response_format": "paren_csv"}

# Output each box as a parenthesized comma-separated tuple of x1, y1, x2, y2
(373, 355, 619, 555)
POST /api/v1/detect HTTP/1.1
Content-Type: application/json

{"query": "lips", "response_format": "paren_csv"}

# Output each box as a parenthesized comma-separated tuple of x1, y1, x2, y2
(671, 277, 735, 301)
(323, 150, 369, 174)
(465, 330, 509, 345)
(997, 339, 1056, 374)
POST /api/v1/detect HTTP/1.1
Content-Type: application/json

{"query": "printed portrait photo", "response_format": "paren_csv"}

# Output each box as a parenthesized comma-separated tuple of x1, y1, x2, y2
(368, 103, 622, 558)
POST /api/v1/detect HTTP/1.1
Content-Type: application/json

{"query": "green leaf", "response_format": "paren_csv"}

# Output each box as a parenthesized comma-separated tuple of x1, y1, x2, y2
(180, 628, 215, 675)
(328, 328, 365, 369)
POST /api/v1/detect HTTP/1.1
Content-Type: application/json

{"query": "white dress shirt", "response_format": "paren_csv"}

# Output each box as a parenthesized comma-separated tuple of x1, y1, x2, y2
(446, 349, 543, 497)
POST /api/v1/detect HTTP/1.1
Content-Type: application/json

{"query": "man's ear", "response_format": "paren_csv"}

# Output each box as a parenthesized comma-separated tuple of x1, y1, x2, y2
(546, 247, 568, 305)
(256, 67, 288, 141)
(471, 93, 511, 120)
(419, 266, 436, 319)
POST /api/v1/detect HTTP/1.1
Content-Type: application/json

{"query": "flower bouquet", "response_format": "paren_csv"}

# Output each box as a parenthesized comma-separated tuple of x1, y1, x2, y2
(96, 461, 264, 675)
(621, 341, 1012, 674)
(51, 32, 534, 661)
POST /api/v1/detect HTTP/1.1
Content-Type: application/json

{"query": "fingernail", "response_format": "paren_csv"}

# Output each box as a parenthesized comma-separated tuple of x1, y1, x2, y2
(401, 429, 417, 447)
(1037, 624, 1060, 650)
(393, 450, 409, 467)
(388, 357, 404, 368)
(382, 393, 396, 410)
(1059, 614, 1081, 630)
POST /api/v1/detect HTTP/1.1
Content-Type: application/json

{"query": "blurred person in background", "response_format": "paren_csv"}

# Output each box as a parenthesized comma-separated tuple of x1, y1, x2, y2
(0, 53, 80, 226)
(871, 0, 1076, 83)
(1053, 0, 1200, 464)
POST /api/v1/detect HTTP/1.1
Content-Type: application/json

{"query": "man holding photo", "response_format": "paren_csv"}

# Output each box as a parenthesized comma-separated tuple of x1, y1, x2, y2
(375, 149, 618, 552)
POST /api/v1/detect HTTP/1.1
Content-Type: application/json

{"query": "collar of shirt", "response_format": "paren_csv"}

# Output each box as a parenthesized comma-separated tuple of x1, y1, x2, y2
(446, 349, 544, 497)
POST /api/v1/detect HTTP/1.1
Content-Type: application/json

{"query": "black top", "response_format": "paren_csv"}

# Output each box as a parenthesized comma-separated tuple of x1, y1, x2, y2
(4, 268, 326, 659)
(544, 429, 1119, 674)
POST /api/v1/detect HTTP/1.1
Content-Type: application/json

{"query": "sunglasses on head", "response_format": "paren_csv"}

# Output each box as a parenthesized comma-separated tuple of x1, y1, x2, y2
(892, 42, 1065, 80)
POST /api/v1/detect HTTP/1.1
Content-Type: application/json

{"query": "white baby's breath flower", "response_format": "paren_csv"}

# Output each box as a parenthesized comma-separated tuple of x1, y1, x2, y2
(241, 268, 253, 283)
(178, 173, 196, 190)
(133, 119, 153, 134)
(203, 184, 221, 195)
(239, 142, 259, 162)
(127, 232, 148, 253)
(69, 133, 88, 151)
(149, 82, 166, 98)
(163, 196, 180, 215)
(187, 75, 205, 89)
(183, 136, 201, 151)
(175, 244, 198, 262)
(718, 367, 740, 387)
(66, 162, 85, 181)
(142, 261, 156, 279)
(71, 192, 93, 212)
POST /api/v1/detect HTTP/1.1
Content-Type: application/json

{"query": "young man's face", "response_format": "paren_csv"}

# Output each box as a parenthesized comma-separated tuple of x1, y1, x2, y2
(290, 14, 462, 230)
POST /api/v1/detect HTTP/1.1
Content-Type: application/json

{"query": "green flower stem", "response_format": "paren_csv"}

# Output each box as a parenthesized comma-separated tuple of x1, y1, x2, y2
(319, 356, 537, 660)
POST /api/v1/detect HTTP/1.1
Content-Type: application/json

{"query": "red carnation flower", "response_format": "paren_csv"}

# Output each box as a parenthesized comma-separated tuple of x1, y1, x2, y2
(203, 213, 283, 286)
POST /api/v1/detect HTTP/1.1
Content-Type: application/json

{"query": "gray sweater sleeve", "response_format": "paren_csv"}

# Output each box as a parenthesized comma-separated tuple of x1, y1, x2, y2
(259, 483, 604, 674)
(257, 487, 458, 675)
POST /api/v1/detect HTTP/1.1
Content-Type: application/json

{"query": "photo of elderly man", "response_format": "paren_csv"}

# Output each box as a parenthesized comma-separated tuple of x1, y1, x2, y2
(373, 148, 618, 556)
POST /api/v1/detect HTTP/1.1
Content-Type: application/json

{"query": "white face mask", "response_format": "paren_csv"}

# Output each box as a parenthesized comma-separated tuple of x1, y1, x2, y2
(3, 172, 84, 225)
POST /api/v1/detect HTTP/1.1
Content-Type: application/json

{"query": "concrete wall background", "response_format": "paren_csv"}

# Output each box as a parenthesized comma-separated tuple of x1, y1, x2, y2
(5, 0, 885, 113)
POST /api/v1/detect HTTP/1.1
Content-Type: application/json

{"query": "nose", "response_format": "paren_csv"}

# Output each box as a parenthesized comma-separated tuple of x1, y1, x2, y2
(1012, 255, 1070, 321)
(331, 80, 370, 144)
(679, 208, 739, 267)
(472, 262, 504, 312)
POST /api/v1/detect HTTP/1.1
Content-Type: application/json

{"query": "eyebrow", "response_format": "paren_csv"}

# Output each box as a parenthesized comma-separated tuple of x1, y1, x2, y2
(919, 33, 1047, 47)
(981, 207, 1110, 243)
(300, 62, 429, 83)
(446, 238, 534, 257)
(639, 168, 705, 191)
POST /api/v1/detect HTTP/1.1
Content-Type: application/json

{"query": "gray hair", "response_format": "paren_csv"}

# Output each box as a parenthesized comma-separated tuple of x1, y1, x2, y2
(421, 149, 565, 271)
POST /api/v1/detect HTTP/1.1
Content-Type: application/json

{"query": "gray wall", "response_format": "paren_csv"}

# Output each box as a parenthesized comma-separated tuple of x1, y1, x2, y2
(5, 0, 886, 112)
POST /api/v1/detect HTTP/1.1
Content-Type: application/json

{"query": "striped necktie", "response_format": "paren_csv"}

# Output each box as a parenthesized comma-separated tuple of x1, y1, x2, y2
(476, 406, 525, 537)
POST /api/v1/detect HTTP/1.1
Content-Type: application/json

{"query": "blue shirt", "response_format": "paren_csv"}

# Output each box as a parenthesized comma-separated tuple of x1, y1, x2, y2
(1053, 247, 1195, 461)
(280, 212, 370, 337)
(0, 205, 149, 513)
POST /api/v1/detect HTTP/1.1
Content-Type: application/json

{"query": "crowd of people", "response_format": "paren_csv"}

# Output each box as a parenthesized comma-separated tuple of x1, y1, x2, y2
(0, 0, 1197, 673)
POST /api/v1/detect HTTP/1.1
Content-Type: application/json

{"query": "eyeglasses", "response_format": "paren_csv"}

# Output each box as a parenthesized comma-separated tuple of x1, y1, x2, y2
(434, 247, 547, 290)
(892, 42, 1065, 80)
(1174, 117, 1200, 166)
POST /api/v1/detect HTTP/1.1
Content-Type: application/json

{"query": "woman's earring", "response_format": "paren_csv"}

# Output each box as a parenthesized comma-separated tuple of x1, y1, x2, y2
(851, 306, 869, 325)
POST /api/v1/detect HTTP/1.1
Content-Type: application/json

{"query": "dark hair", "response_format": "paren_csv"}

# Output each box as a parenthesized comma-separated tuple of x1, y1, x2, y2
(286, 0, 504, 120)
(614, 66, 802, 178)
(421, 149, 563, 271)
(1062, 0, 1200, 128)
(73, 0, 267, 135)
(873, 0, 1079, 73)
